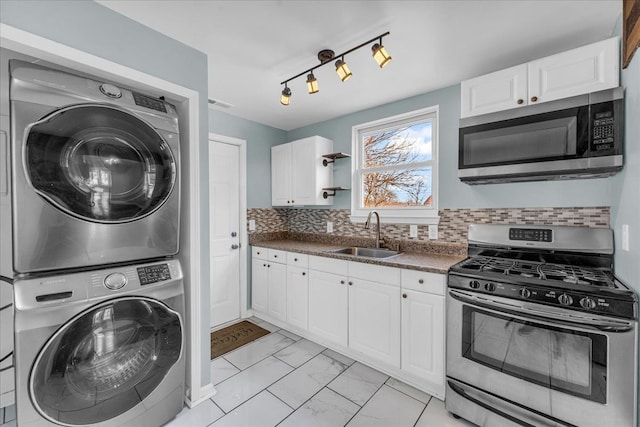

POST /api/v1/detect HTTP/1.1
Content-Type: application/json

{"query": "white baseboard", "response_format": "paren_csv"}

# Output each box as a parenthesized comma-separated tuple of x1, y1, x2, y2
(184, 383, 216, 408)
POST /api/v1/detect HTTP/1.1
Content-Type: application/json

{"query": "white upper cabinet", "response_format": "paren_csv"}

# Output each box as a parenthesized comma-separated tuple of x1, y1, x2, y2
(461, 37, 619, 118)
(271, 135, 334, 206)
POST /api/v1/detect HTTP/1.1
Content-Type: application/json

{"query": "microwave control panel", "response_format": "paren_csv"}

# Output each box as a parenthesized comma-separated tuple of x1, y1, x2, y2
(590, 101, 619, 153)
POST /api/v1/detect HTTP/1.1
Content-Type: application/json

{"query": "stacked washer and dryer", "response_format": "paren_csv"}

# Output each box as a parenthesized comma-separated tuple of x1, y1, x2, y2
(1, 59, 186, 426)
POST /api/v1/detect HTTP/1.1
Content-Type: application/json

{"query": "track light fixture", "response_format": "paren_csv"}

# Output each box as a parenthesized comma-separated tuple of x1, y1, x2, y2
(279, 32, 391, 106)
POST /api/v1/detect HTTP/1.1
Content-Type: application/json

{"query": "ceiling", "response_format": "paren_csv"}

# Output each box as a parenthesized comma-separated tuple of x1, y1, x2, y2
(97, 0, 620, 131)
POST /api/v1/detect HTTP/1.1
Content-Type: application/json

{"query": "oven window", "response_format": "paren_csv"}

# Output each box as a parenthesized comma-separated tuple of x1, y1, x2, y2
(462, 306, 607, 403)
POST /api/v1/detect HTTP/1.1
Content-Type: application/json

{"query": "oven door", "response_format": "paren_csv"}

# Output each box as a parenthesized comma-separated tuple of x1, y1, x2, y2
(446, 289, 638, 427)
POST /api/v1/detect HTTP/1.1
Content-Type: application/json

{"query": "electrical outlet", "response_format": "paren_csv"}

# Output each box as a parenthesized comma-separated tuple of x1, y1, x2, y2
(327, 221, 334, 233)
(428, 224, 438, 240)
(622, 224, 629, 251)
(249, 219, 256, 231)
(409, 225, 418, 238)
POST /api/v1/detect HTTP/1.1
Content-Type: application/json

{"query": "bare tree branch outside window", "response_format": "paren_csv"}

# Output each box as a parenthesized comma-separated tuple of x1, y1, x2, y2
(362, 123, 433, 208)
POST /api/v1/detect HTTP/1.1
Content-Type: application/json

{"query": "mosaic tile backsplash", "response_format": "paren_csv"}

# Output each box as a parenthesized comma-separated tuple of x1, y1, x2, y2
(248, 207, 610, 245)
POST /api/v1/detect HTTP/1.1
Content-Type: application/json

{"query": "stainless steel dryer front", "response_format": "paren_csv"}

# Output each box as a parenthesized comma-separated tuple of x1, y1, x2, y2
(14, 259, 185, 426)
(9, 60, 180, 274)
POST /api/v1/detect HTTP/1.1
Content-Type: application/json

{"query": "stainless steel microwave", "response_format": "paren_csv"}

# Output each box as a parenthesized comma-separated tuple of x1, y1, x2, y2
(458, 87, 623, 184)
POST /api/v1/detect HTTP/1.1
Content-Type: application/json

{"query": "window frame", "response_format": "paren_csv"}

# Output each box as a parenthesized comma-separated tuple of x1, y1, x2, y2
(350, 106, 439, 225)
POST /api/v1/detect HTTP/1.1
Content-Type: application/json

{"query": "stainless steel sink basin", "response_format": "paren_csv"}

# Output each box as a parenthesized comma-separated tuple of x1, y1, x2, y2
(330, 247, 400, 259)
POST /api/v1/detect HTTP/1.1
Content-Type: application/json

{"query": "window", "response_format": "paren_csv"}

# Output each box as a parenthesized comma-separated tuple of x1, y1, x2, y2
(351, 106, 438, 224)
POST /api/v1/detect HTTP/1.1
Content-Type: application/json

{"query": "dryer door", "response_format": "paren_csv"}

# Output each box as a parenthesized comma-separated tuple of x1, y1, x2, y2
(23, 104, 176, 223)
(30, 297, 182, 426)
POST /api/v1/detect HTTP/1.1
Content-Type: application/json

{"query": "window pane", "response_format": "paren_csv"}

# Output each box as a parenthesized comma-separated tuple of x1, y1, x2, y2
(363, 121, 432, 168)
(363, 167, 432, 207)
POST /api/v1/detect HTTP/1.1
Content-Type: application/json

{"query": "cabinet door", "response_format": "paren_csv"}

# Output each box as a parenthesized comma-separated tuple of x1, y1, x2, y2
(349, 279, 400, 367)
(308, 270, 348, 347)
(271, 143, 292, 206)
(286, 265, 308, 330)
(268, 262, 287, 322)
(251, 258, 268, 314)
(291, 140, 316, 205)
(401, 289, 445, 390)
(528, 37, 618, 105)
(460, 64, 527, 117)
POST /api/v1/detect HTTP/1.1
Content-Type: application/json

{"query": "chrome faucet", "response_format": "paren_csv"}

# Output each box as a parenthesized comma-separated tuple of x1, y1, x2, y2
(364, 211, 382, 248)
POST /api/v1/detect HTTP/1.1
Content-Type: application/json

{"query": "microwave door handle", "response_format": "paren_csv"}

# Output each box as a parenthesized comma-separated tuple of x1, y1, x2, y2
(448, 289, 634, 333)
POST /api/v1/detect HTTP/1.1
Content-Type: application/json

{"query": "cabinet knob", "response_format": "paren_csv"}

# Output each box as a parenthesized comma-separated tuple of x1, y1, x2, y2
(267, 264, 271, 268)
(257, 251, 261, 255)
(418, 279, 424, 284)
(294, 258, 298, 261)
(402, 293, 408, 299)
(531, 96, 538, 102)
(348, 281, 353, 286)
(292, 200, 295, 204)
(517, 99, 524, 105)
(274, 254, 278, 258)
(263, 263, 266, 267)
(302, 272, 306, 276)
(340, 280, 345, 284)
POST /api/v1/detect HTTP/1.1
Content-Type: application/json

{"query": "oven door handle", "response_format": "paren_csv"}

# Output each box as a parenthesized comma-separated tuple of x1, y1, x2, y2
(448, 289, 635, 332)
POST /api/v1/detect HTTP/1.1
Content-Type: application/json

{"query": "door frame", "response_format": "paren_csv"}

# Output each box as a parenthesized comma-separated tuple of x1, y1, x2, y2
(1, 24, 210, 407)
(208, 133, 248, 322)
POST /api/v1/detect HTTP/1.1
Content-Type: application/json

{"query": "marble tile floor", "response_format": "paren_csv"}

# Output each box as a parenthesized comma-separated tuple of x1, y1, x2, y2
(0, 317, 475, 427)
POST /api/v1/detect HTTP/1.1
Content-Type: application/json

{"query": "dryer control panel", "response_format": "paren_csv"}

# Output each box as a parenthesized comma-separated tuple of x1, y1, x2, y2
(137, 264, 171, 286)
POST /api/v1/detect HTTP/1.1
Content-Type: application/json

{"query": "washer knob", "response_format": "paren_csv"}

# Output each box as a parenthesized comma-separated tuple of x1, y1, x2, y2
(469, 280, 480, 289)
(519, 288, 531, 298)
(485, 282, 496, 292)
(99, 83, 122, 98)
(558, 294, 573, 306)
(104, 272, 127, 290)
(580, 297, 597, 310)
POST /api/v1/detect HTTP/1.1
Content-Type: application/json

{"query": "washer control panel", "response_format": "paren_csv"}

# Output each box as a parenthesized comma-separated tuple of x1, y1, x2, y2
(137, 263, 172, 286)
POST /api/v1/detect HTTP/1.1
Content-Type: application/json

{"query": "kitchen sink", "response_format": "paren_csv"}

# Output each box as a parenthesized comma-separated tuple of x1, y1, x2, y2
(329, 247, 400, 259)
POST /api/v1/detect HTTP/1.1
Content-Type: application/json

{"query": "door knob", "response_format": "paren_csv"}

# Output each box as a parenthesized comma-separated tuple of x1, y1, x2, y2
(231, 231, 237, 237)
(231, 244, 239, 250)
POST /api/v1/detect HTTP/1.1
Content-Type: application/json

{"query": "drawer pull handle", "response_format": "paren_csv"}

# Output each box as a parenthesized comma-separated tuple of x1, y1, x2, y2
(418, 279, 424, 284)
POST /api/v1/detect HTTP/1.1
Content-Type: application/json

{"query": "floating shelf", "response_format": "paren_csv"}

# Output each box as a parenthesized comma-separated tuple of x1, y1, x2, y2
(322, 152, 351, 167)
(322, 187, 350, 199)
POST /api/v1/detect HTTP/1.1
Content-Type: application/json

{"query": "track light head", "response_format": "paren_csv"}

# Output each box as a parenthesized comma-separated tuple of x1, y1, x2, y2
(335, 58, 352, 82)
(280, 86, 291, 105)
(372, 42, 392, 68)
(306, 72, 319, 94)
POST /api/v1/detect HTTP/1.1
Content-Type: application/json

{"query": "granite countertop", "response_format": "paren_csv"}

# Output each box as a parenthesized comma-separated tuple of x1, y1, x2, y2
(251, 239, 467, 274)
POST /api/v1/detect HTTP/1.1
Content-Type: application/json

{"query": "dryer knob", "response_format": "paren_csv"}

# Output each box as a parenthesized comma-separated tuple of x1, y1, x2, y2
(104, 273, 127, 290)
(99, 83, 122, 99)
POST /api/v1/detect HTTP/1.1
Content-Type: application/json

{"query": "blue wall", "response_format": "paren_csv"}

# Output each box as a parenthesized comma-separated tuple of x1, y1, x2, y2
(209, 109, 287, 208)
(0, 0, 211, 387)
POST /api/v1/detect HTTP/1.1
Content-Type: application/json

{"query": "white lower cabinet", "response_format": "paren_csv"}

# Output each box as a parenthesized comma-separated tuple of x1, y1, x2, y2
(348, 278, 400, 367)
(308, 269, 348, 347)
(251, 257, 268, 314)
(251, 246, 447, 398)
(286, 265, 308, 330)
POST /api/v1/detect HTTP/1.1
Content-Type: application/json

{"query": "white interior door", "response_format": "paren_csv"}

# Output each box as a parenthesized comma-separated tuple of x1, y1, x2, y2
(209, 139, 241, 328)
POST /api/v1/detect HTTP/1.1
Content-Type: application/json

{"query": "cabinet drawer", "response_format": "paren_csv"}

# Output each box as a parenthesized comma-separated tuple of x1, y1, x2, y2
(268, 249, 287, 263)
(308, 255, 348, 276)
(287, 252, 309, 268)
(252, 246, 268, 260)
(401, 269, 446, 296)
(348, 261, 400, 287)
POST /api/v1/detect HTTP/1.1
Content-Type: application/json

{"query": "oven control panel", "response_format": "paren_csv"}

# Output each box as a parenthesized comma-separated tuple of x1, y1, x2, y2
(509, 228, 552, 242)
(448, 274, 636, 319)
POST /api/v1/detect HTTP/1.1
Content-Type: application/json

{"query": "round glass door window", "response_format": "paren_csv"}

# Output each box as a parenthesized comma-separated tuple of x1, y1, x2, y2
(30, 298, 182, 425)
(24, 104, 176, 223)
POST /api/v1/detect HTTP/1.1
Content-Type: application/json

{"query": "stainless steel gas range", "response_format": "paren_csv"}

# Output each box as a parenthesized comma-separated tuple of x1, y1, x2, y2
(445, 224, 638, 427)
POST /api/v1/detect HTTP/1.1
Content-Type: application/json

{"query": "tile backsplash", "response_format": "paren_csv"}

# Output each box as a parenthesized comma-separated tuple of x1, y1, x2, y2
(248, 207, 610, 245)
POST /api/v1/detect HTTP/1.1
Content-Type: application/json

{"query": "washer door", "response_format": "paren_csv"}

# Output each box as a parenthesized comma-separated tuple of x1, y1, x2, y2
(24, 104, 176, 223)
(30, 297, 182, 426)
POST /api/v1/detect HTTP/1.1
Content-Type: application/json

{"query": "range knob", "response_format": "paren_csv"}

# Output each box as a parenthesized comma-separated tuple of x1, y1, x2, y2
(558, 294, 573, 306)
(519, 288, 531, 298)
(484, 282, 496, 292)
(580, 297, 597, 310)
(469, 280, 480, 289)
